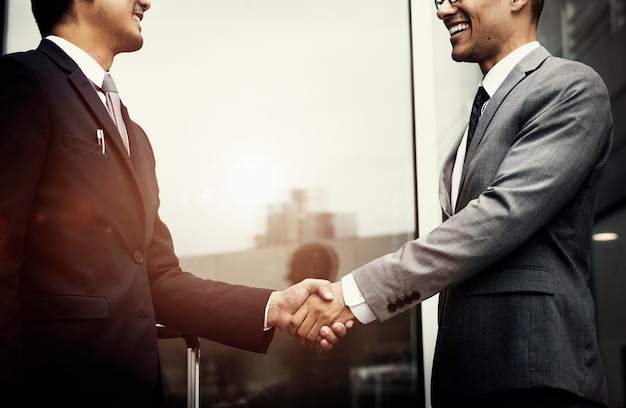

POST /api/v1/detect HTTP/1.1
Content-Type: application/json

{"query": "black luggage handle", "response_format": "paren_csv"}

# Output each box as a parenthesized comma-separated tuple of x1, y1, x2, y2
(156, 323, 201, 408)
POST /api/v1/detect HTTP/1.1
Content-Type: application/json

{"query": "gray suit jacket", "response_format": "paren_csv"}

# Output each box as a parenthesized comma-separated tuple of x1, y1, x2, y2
(352, 47, 612, 405)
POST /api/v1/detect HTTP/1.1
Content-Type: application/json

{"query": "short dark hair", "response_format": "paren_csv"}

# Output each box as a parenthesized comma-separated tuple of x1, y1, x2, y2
(531, 0, 544, 26)
(31, 0, 74, 37)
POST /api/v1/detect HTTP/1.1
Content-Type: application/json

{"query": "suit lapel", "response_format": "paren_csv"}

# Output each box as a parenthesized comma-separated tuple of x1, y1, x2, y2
(38, 39, 148, 210)
(123, 104, 153, 190)
(458, 47, 552, 194)
(440, 130, 464, 219)
(69, 72, 135, 162)
(40, 40, 136, 166)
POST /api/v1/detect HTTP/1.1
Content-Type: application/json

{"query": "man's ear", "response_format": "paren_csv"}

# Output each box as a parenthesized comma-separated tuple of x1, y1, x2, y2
(510, 0, 530, 13)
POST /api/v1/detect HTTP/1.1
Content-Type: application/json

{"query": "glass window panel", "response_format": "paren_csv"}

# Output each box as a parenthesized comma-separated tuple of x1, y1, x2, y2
(592, 208, 626, 408)
(5, 1, 423, 406)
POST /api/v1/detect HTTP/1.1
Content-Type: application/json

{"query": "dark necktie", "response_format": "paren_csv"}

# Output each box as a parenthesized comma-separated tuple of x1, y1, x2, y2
(101, 73, 130, 155)
(467, 85, 490, 148)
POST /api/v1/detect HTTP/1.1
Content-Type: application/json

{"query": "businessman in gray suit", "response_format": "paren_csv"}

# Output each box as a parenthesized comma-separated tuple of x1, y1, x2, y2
(291, 0, 613, 406)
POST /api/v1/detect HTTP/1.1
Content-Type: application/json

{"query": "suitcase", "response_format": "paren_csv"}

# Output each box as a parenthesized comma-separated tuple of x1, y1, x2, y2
(157, 324, 201, 408)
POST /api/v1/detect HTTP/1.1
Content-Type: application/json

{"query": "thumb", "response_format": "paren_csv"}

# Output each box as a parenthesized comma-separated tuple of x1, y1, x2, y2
(305, 278, 334, 301)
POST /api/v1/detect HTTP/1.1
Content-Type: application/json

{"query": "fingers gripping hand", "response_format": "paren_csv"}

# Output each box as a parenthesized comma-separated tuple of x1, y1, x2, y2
(289, 293, 327, 345)
(267, 278, 333, 333)
(316, 320, 355, 351)
(288, 281, 354, 349)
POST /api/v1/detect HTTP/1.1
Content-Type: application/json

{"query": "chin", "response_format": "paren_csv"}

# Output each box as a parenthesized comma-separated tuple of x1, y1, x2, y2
(451, 50, 465, 63)
(451, 48, 477, 64)
(125, 37, 145, 53)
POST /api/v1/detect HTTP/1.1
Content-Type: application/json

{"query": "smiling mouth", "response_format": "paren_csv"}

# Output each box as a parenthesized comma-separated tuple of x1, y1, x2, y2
(448, 23, 469, 36)
(133, 13, 143, 23)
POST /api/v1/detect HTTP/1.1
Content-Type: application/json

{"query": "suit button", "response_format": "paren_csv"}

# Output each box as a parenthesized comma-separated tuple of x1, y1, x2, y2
(387, 303, 397, 313)
(412, 292, 420, 301)
(133, 251, 144, 264)
(396, 299, 405, 308)
(404, 295, 413, 305)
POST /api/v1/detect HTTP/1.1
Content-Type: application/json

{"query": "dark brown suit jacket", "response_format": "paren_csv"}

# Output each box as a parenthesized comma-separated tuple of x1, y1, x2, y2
(0, 39, 274, 407)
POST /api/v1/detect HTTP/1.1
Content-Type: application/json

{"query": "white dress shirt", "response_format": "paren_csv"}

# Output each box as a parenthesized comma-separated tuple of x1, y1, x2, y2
(46, 35, 111, 107)
(343, 41, 541, 324)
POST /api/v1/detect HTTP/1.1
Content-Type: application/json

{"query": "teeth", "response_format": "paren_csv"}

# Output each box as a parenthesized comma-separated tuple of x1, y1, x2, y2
(133, 15, 141, 23)
(449, 23, 469, 35)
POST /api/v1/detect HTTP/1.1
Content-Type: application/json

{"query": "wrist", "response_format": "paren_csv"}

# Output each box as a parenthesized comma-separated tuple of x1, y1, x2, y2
(341, 274, 376, 324)
(266, 291, 279, 328)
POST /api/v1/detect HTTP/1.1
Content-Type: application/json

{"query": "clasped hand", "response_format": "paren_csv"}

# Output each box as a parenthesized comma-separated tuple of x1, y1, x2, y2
(268, 279, 355, 351)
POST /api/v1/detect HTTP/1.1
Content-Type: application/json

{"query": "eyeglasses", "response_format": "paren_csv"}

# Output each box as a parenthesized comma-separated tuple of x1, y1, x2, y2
(434, 0, 460, 9)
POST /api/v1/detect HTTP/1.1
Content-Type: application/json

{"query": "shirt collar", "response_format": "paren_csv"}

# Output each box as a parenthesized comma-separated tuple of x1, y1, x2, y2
(46, 35, 109, 88)
(481, 41, 540, 97)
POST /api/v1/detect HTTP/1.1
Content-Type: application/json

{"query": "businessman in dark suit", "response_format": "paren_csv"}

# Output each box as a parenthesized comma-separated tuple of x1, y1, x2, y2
(291, 0, 613, 407)
(0, 1, 345, 406)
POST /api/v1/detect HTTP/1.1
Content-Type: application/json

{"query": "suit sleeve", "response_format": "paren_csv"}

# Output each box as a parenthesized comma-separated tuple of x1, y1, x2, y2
(145, 212, 275, 353)
(128, 122, 276, 353)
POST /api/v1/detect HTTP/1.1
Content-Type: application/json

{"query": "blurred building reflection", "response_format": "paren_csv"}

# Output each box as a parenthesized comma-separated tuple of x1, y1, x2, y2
(161, 232, 420, 408)
(256, 189, 357, 247)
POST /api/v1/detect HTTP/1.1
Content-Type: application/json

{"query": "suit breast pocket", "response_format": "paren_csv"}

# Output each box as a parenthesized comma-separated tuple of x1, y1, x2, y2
(62, 133, 108, 158)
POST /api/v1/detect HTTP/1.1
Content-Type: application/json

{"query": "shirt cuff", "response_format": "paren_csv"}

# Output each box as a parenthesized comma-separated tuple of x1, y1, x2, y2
(341, 273, 377, 324)
(263, 293, 273, 331)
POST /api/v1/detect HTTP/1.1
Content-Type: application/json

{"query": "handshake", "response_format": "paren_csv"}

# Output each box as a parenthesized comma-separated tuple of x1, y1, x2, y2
(267, 279, 357, 351)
